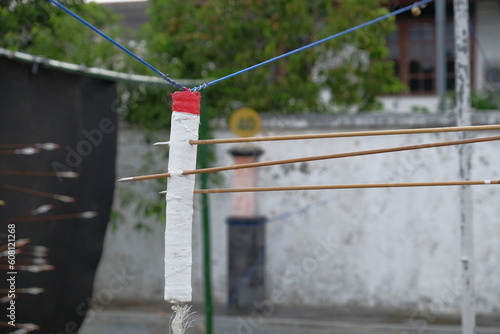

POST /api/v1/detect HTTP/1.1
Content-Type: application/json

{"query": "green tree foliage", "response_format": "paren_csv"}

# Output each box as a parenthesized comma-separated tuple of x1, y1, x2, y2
(0, 0, 122, 69)
(143, 0, 405, 116)
(0, 0, 407, 130)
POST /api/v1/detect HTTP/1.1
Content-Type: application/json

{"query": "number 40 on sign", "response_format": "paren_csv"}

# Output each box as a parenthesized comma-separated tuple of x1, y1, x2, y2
(229, 107, 261, 137)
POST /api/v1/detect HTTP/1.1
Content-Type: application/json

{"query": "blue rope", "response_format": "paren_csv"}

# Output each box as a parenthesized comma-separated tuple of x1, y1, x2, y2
(50, 0, 434, 92)
(190, 0, 435, 92)
(48, 0, 187, 91)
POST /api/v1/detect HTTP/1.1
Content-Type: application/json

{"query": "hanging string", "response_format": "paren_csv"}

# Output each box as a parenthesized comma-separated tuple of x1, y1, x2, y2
(47, 0, 187, 91)
(170, 305, 194, 334)
(189, 0, 435, 91)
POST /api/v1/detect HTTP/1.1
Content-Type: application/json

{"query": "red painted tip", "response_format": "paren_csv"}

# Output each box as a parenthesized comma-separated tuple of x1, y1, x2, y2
(172, 90, 201, 115)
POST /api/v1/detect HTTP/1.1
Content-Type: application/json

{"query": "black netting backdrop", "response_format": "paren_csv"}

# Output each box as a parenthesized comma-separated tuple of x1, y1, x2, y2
(0, 56, 117, 334)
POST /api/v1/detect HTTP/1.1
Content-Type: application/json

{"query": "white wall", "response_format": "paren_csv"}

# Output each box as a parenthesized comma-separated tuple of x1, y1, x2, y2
(93, 112, 500, 316)
(256, 131, 480, 313)
(380, 96, 440, 113)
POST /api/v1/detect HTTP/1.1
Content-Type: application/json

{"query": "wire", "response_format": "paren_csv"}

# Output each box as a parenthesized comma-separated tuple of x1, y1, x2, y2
(47, 0, 187, 90)
(189, 0, 435, 91)
(49, 0, 434, 92)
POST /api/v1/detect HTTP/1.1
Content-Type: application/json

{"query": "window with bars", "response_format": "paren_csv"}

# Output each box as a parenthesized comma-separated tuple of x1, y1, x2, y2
(387, 18, 457, 95)
(386, 2, 474, 96)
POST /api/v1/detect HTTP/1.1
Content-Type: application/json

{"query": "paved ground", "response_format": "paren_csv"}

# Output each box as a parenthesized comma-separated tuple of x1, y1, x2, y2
(79, 304, 500, 334)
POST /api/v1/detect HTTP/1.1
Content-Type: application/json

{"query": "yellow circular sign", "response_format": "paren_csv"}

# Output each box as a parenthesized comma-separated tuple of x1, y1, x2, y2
(229, 108, 261, 137)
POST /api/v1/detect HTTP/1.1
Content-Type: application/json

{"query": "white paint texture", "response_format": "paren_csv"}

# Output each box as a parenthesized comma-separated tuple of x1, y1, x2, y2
(164, 111, 199, 303)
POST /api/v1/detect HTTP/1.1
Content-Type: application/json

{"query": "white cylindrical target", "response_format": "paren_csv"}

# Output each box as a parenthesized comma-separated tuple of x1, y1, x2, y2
(164, 91, 201, 303)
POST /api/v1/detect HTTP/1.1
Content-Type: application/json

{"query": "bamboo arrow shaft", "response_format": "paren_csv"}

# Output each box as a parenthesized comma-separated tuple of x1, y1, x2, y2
(119, 135, 500, 182)
(194, 180, 500, 194)
(190, 124, 500, 145)
(0, 170, 78, 178)
(0, 143, 59, 149)
(20, 212, 97, 222)
(1, 212, 97, 225)
(2, 184, 74, 203)
(0, 321, 21, 328)
(0, 148, 40, 155)
(185, 135, 500, 176)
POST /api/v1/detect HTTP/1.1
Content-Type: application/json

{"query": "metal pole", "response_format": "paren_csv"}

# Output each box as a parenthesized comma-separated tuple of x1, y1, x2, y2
(199, 95, 213, 334)
(453, 0, 475, 333)
(436, 0, 447, 104)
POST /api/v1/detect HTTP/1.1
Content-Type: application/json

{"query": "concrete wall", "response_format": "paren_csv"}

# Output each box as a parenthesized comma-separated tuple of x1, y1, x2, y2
(253, 112, 500, 315)
(380, 96, 440, 113)
(93, 111, 500, 316)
